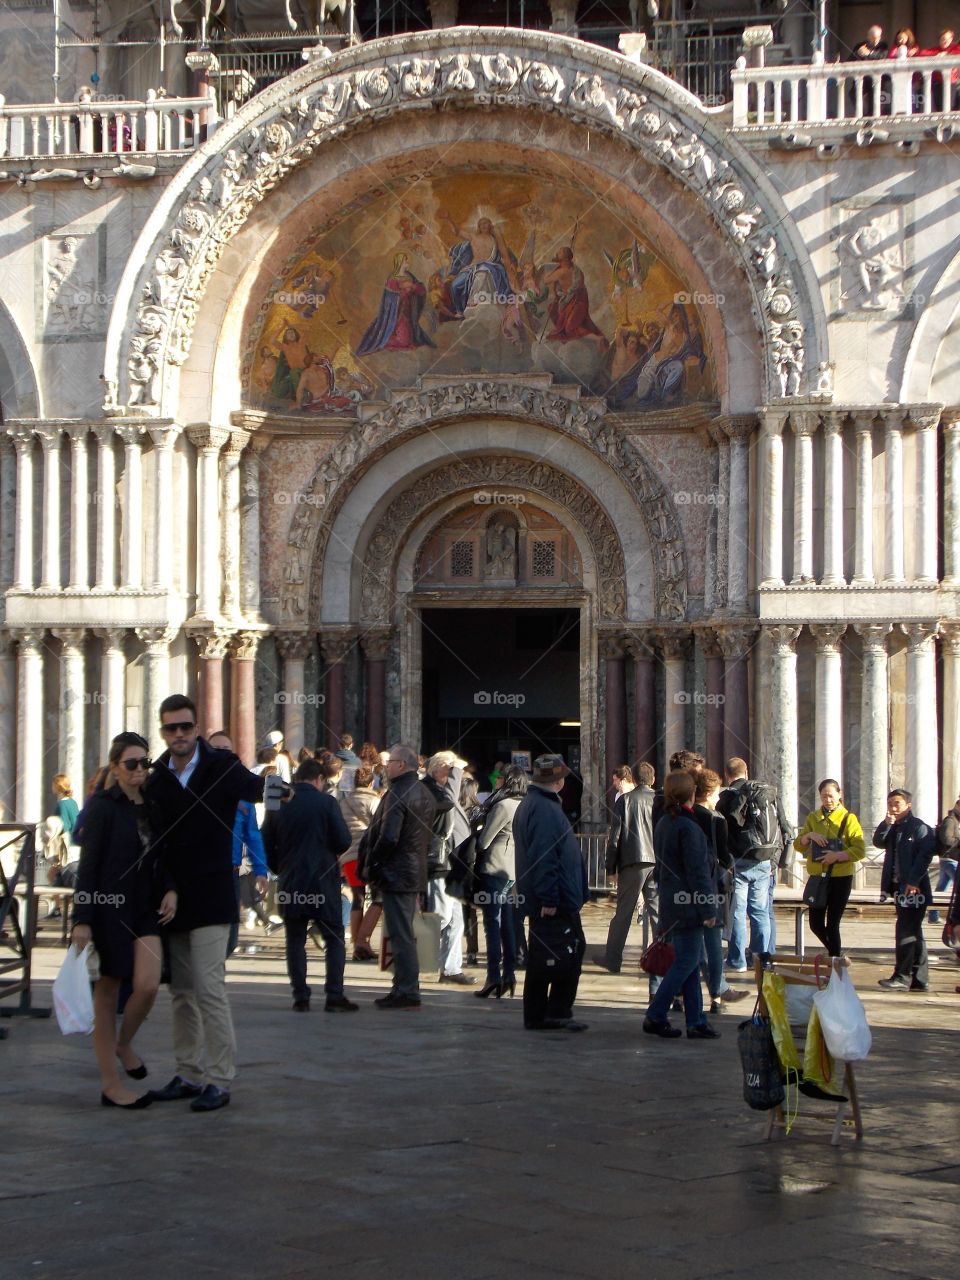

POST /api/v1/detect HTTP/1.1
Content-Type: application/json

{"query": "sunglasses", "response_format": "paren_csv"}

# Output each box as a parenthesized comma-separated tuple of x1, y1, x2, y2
(121, 757, 151, 771)
(161, 721, 196, 734)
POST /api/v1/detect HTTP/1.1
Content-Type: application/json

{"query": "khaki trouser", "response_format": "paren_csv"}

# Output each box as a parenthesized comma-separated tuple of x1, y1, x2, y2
(168, 925, 236, 1089)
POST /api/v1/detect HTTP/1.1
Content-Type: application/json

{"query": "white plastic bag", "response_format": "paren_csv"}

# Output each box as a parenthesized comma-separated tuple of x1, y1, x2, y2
(784, 981, 815, 1026)
(813, 965, 871, 1061)
(52, 944, 95, 1035)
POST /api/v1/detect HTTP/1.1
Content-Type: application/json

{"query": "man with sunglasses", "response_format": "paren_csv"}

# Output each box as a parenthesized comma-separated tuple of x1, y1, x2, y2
(144, 694, 264, 1112)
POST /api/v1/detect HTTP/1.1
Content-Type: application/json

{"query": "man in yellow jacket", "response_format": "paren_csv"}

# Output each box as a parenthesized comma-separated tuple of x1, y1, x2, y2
(794, 778, 865, 957)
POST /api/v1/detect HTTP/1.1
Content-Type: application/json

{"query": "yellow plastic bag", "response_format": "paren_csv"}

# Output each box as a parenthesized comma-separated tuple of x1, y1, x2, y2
(803, 1006, 835, 1093)
(762, 972, 802, 1075)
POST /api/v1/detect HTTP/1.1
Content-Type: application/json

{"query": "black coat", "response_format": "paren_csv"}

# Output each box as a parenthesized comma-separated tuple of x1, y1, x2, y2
(363, 770, 436, 894)
(654, 809, 716, 932)
(690, 803, 732, 897)
(143, 739, 264, 931)
(422, 774, 456, 876)
(514, 784, 588, 916)
(874, 813, 935, 899)
(262, 782, 351, 921)
(74, 785, 173, 979)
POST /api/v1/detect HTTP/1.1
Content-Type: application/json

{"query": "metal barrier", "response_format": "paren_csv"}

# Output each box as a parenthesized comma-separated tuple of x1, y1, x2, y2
(0, 825, 50, 1036)
(579, 829, 613, 893)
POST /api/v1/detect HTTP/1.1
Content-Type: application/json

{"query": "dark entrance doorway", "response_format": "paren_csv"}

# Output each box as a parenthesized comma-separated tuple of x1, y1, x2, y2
(420, 607, 581, 783)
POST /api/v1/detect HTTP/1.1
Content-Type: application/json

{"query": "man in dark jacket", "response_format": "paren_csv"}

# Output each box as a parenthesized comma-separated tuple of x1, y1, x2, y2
(874, 788, 936, 990)
(362, 742, 436, 1009)
(143, 695, 264, 1113)
(514, 754, 589, 1032)
(595, 761, 657, 976)
(263, 758, 356, 1012)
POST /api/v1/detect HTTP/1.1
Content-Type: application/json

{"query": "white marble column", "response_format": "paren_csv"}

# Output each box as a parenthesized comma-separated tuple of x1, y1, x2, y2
(902, 622, 939, 825)
(852, 411, 876, 584)
(13, 629, 45, 822)
(941, 624, 960, 822)
(658, 631, 689, 764)
(811, 623, 846, 786)
(53, 627, 86, 800)
(276, 631, 311, 756)
(760, 410, 787, 587)
(95, 428, 118, 590)
(854, 623, 891, 853)
(148, 424, 180, 590)
(95, 627, 127, 756)
(136, 626, 174, 754)
(821, 411, 846, 585)
(10, 428, 35, 591)
(241, 436, 269, 618)
(116, 425, 145, 590)
(791, 411, 817, 584)
(0, 437, 17, 591)
(911, 410, 940, 583)
(768, 625, 801, 833)
(883, 408, 906, 583)
(188, 426, 229, 620)
(723, 416, 754, 611)
(0, 636, 18, 818)
(37, 425, 62, 591)
(221, 429, 250, 621)
(66, 425, 90, 590)
(943, 413, 960, 585)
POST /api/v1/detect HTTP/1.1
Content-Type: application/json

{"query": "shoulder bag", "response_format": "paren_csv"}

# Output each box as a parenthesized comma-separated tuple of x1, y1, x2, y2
(802, 812, 850, 911)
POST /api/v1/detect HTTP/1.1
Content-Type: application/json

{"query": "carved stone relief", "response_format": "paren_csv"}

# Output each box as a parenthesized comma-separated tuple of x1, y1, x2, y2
(833, 197, 913, 321)
(37, 225, 108, 342)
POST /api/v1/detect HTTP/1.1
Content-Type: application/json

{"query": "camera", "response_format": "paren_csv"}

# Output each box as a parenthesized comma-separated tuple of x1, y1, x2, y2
(263, 773, 293, 811)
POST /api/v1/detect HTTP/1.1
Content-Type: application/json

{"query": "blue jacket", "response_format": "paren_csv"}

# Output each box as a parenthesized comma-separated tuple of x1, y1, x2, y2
(514, 784, 588, 916)
(873, 813, 935, 898)
(232, 800, 267, 877)
(654, 809, 717, 932)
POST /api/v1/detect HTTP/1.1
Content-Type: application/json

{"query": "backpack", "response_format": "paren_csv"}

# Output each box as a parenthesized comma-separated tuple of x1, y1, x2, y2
(729, 781, 780, 861)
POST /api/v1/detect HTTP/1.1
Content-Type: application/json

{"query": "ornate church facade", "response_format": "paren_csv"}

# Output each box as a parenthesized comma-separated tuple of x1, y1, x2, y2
(1, 28, 958, 837)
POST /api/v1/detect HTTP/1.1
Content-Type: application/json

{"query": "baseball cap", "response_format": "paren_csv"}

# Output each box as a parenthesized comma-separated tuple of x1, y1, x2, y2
(262, 729, 284, 748)
(532, 754, 570, 783)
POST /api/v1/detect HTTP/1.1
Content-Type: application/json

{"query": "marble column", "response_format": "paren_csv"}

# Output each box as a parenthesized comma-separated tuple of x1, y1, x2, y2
(193, 630, 231, 736)
(13, 629, 45, 822)
(768, 625, 801, 831)
(658, 631, 689, 765)
(361, 627, 391, 750)
(811, 623, 846, 787)
(276, 631, 312, 756)
(0, 437, 17, 591)
(148, 424, 180, 591)
(723, 417, 754, 611)
(902, 622, 940, 825)
(717, 624, 754, 766)
(187, 426, 229, 620)
(760, 410, 788, 587)
(911, 410, 940, 584)
(941, 624, 960, 819)
(852, 411, 876, 584)
(66, 425, 90, 591)
(241, 435, 269, 618)
(116, 425, 145, 590)
(943, 412, 960, 585)
(37, 425, 62, 591)
(94, 428, 118, 590)
(321, 630, 355, 751)
(136, 627, 174, 755)
(703, 424, 726, 614)
(854, 623, 891, 847)
(53, 627, 86, 799)
(627, 630, 657, 768)
(229, 630, 260, 766)
(600, 633, 628, 805)
(883, 407, 906, 582)
(699, 629, 725, 769)
(0, 636, 17, 818)
(791, 411, 817, 584)
(221, 429, 250, 621)
(821, 411, 846, 586)
(10, 428, 35, 591)
(94, 627, 127, 756)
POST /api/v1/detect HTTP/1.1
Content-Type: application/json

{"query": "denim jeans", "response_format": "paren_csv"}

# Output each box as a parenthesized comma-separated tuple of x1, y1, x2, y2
(701, 923, 729, 999)
(426, 876, 465, 975)
(727, 860, 771, 969)
(646, 927, 706, 1028)
(477, 872, 516, 983)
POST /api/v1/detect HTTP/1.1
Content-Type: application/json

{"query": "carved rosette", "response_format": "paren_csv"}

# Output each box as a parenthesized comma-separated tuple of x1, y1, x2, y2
(111, 35, 815, 412)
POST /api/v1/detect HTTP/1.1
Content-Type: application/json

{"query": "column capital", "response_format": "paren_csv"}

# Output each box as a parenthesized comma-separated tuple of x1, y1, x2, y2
(810, 622, 846, 651)
(719, 414, 756, 442)
(695, 626, 724, 660)
(938, 621, 960, 656)
(9, 426, 35, 453)
(653, 628, 691, 661)
(715, 623, 757, 660)
(147, 422, 184, 449)
(766, 623, 801, 655)
(901, 621, 939, 654)
(904, 404, 943, 432)
(222, 428, 251, 457)
(852, 409, 878, 434)
(758, 407, 790, 436)
(115, 424, 147, 447)
(188, 627, 233, 661)
(52, 626, 86, 650)
(853, 622, 891, 652)
(231, 629, 262, 661)
(65, 423, 91, 446)
(275, 630, 313, 661)
(941, 406, 960, 430)
(360, 626, 393, 662)
(321, 628, 357, 665)
(789, 410, 819, 436)
(623, 628, 657, 662)
(598, 630, 628, 661)
(822, 410, 848, 436)
(93, 627, 128, 651)
(10, 628, 45, 653)
(187, 424, 231, 452)
(35, 424, 64, 451)
(881, 405, 908, 431)
(136, 626, 176, 652)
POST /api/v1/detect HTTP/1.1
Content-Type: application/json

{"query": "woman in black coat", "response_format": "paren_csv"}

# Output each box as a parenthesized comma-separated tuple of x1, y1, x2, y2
(71, 733, 177, 1109)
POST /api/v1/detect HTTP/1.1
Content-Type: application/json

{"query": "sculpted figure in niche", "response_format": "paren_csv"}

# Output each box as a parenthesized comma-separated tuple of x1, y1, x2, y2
(485, 519, 517, 579)
(840, 218, 902, 311)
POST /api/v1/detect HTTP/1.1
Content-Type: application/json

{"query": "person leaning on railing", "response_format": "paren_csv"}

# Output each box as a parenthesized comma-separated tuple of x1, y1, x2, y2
(793, 779, 865, 958)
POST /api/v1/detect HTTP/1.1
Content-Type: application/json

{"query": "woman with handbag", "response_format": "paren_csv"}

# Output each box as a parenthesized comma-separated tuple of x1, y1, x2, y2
(70, 733, 178, 1109)
(339, 765, 381, 957)
(473, 764, 527, 998)
(794, 778, 865, 957)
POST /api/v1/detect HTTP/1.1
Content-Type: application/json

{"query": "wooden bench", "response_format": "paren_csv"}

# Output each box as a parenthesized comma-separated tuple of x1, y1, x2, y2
(773, 888, 952, 958)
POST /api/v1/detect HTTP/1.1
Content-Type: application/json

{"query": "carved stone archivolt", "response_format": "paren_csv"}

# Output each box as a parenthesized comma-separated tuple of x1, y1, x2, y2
(277, 380, 686, 624)
(357, 456, 627, 625)
(104, 30, 822, 413)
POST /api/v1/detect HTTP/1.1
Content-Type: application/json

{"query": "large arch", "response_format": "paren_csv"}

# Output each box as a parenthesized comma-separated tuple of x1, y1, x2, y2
(901, 242, 960, 403)
(102, 28, 827, 415)
(0, 303, 41, 419)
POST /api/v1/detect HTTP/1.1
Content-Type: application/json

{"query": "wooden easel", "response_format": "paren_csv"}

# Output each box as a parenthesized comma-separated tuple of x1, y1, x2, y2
(753, 954, 864, 1146)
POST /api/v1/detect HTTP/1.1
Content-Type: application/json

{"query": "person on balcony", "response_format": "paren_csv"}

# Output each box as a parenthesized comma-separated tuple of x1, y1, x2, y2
(928, 29, 960, 112)
(852, 25, 888, 117)
(889, 29, 922, 112)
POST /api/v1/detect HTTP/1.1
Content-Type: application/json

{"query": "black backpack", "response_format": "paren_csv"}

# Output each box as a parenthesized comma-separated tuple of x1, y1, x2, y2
(730, 781, 780, 861)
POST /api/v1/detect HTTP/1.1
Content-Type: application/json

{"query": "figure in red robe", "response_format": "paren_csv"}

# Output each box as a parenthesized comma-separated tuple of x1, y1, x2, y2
(544, 248, 607, 345)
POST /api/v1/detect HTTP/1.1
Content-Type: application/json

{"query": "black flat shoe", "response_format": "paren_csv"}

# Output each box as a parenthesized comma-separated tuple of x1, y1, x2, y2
(642, 1017, 682, 1039)
(118, 1056, 147, 1080)
(324, 996, 359, 1011)
(101, 1092, 153, 1110)
(686, 1023, 721, 1039)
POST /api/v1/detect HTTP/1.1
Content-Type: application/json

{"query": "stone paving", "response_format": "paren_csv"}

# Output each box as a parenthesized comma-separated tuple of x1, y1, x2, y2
(3, 902, 959, 1280)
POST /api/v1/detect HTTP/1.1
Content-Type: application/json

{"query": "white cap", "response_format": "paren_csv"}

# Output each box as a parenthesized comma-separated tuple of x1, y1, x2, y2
(262, 729, 284, 748)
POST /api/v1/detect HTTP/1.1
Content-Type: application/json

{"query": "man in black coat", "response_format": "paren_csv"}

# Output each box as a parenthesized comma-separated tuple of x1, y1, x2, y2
(361, 742, 436, 1009)
(595, 761, 657, 976)
(263, 757, 356, 1012)
(874, 788, 936, 990)
(144, 695, 264, 1112)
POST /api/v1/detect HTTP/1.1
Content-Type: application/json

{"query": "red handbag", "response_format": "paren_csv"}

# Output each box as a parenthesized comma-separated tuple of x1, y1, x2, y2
(640, 936, 675, 977)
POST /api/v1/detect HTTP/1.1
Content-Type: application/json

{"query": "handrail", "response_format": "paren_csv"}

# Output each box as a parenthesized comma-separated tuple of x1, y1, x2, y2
(0, 89, 220, 160)
(0, 824, 50, 1031)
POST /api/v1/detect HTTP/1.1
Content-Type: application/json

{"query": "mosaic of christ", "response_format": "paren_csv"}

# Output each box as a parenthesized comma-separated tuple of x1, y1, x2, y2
(244, 172, 716, 414)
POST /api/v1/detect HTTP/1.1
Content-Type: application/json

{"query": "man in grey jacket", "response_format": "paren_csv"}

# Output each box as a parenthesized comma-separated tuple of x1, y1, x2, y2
(594, 762, 657, 976)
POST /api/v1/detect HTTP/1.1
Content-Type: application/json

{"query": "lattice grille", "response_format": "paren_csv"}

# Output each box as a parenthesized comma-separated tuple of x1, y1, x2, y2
(532, 540, 556, 577)
(450, 540, 474, 577)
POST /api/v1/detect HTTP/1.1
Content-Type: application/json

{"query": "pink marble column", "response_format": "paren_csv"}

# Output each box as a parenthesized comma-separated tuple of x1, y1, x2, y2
(361, 627, 392, 750)
(717, 624, 756, 767)
(321, 629, 356, 751)
(700, 628, 725, 769)
(229, 631, 260, 766)
(627, 630, 657, 768)
(600, 632, 627, 809)
(194, 630, 231, 737)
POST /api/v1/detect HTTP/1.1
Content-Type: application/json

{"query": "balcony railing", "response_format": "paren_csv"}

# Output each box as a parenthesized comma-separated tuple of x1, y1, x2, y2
(0, 89, 220, 160)
(731, 52, 960, 130)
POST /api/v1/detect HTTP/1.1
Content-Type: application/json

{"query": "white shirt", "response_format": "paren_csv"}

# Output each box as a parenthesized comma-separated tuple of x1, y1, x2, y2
(167, 743, 200, 789)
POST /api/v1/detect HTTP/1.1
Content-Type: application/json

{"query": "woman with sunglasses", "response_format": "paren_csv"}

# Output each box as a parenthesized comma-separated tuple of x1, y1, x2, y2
(71, 733, 177, 1109)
